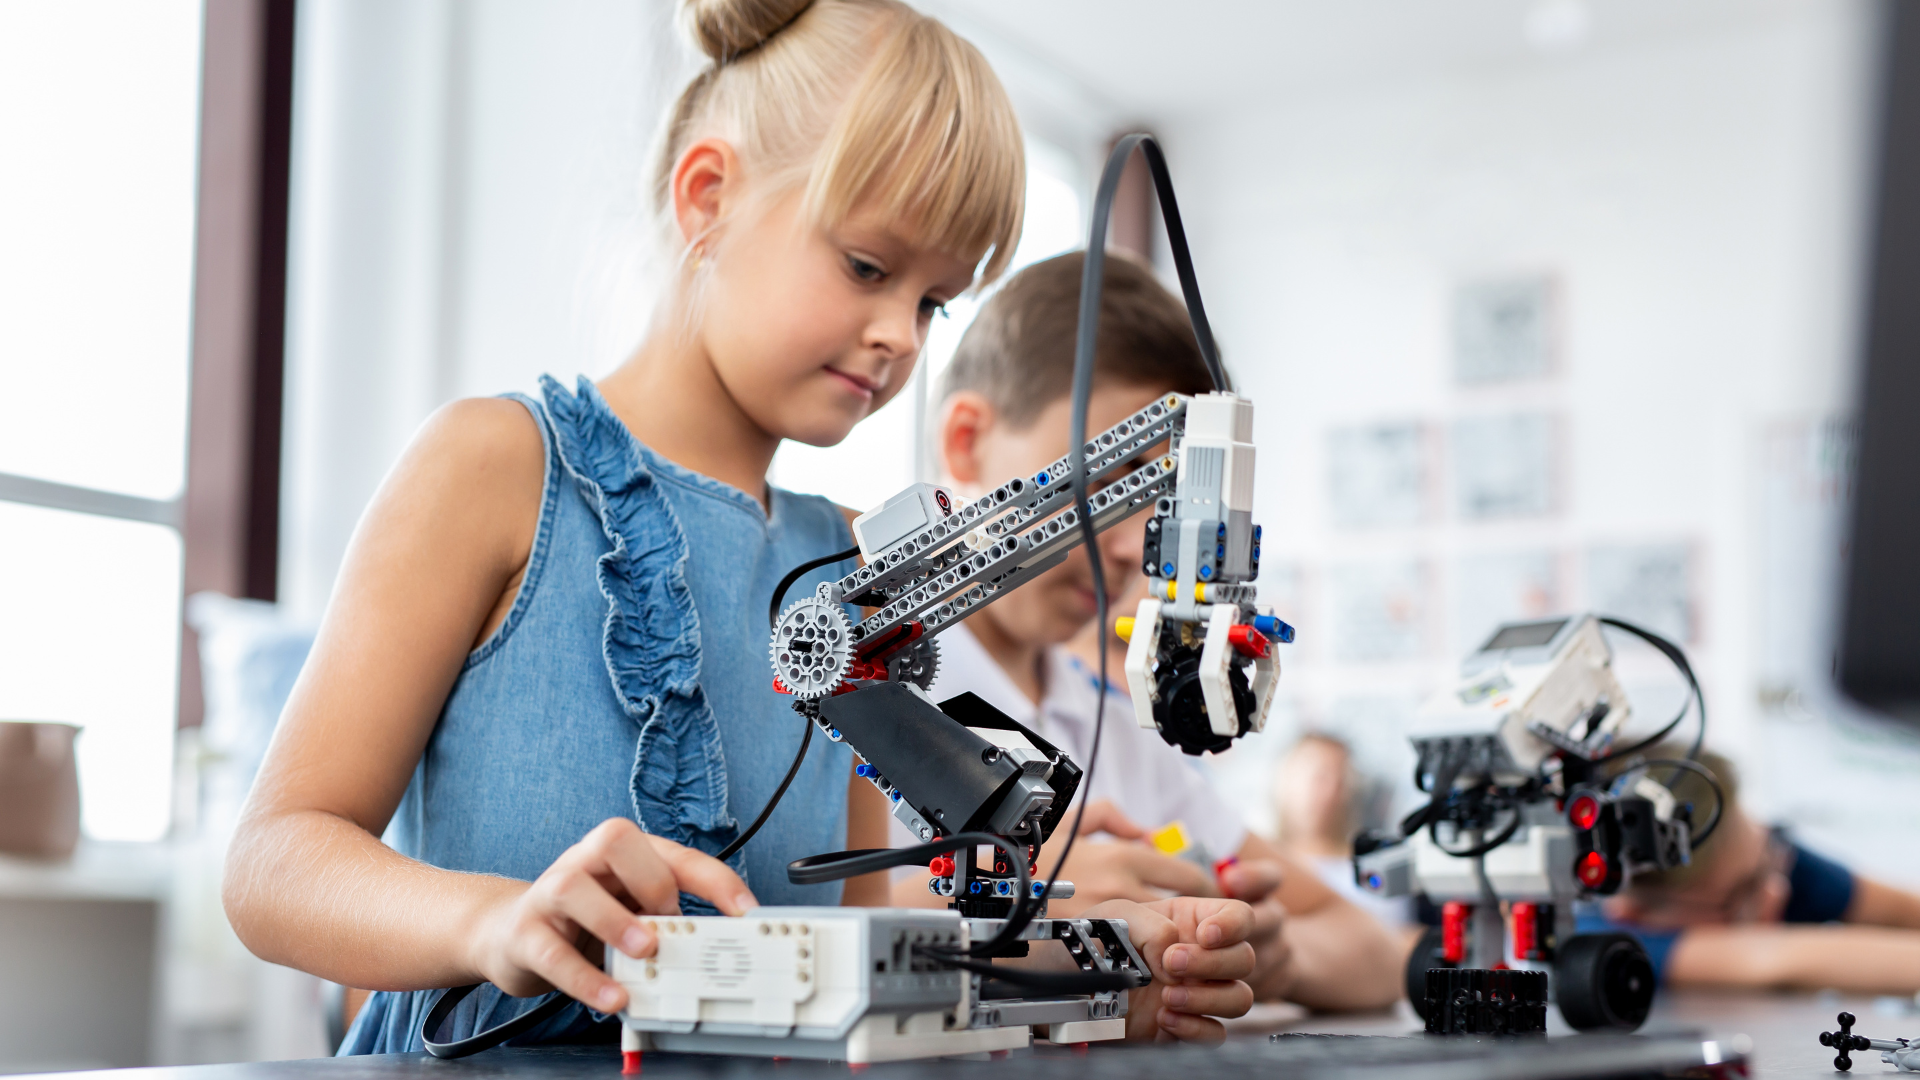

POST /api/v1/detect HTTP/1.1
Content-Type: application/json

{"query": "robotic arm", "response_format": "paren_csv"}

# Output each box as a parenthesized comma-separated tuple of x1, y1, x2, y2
(593, 134, 1286, 1067)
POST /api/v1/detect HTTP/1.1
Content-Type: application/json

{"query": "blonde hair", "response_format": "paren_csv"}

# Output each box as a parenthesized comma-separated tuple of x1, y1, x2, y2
(657, 0, 1025, 287)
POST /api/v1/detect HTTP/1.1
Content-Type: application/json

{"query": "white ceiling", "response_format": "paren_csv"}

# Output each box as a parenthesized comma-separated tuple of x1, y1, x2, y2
(925, 0, 1830, 125)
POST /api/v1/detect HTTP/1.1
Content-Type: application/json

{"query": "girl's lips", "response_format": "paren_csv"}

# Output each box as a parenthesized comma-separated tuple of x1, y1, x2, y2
(825, 367, 879, 400)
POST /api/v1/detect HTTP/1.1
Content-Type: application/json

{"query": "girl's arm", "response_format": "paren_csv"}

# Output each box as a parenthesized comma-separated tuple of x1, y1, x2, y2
(1666, 924, 1920, 993)
(223, 400, 751, 1012)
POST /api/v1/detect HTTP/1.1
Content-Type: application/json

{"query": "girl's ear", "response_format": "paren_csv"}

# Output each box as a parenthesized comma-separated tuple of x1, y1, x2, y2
(939, 391, 996, 494)
(671, 137, 741, 251)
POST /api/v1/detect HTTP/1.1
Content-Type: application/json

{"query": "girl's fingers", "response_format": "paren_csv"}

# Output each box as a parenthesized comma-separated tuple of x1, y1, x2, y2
(539, 871, 658, 961)
(647, 835, 758, 915)
(581, 819, 682, 916)
(1159, 979, 1253, 1019)
(1155, 1007, 1226, 1044)
(518, 922, 628, 1013)
(1162, 941, 1256, 982)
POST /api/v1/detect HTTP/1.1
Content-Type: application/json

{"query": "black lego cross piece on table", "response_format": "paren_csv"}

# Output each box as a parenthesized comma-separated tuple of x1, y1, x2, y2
(1821, 1011, 1878, 1072)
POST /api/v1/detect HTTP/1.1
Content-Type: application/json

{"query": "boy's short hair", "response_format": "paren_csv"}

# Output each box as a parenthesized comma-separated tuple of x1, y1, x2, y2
(937, 250, 1219, 428)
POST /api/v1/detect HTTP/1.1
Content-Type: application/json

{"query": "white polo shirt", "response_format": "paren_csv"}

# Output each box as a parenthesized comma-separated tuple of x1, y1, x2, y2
(886, 625, 1249, 861)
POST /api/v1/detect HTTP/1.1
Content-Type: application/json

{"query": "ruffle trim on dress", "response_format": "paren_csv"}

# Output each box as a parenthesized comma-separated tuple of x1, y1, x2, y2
(536, 375, 741, 890)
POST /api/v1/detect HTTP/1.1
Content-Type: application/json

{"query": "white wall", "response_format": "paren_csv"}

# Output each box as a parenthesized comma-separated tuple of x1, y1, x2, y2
(1158, 2, 1919, 876)
(281, 0, 683, 620)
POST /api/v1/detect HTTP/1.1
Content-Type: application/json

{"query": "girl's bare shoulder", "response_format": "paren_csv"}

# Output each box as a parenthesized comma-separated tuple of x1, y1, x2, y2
(370, 397, 547, 569)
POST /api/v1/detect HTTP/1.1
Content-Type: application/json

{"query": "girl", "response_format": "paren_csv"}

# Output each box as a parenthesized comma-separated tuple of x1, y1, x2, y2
(225, 0, 1254, 1054)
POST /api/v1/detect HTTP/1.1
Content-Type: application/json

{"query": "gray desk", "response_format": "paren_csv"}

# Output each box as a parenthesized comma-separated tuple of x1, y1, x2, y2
(15, 990, 1892, 1080)
(1247, 989, 1896, 1079)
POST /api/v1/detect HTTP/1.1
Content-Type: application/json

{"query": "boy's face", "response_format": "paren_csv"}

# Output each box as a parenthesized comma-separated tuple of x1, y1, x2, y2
(939, 381, 1170, 651)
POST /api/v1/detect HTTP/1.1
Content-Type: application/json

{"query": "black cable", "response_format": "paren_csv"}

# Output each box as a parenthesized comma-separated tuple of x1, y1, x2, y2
(1427, 803, 1523, 860)
(420, 983, 571, 1060)
(768, 544, 860, 629)
(716, 709, 813, 863)
(1590, 616, 1707, 767)
(910, 947, 1143, 993)
(1000, 133, 1230, 953)
(1629, 757, 1727, 846)
(788, 833, 1028, 911)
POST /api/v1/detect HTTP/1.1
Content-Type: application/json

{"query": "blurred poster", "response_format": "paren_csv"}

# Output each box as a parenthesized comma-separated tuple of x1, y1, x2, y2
(1327, 422, 1428, 528)
(1453, 275, 1556, 385)
(1328, 559, 1430, 662)
(1454, 549, 1562, 655)
(1586, 542, 1695, 643)
(1452, 413, 1556, 520)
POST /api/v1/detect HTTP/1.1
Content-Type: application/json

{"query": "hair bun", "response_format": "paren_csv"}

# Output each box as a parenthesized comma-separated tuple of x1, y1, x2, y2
(680, 0, 817, 63)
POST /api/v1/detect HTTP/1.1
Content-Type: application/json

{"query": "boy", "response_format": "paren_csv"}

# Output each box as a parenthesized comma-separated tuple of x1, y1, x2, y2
(1584, 749, 1920, 992)
(890, 252, 1403, 1011)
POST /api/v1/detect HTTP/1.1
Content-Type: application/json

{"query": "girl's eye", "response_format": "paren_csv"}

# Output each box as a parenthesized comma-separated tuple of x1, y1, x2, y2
(847, 255, 886, 282)
(919, 297, 949, 319)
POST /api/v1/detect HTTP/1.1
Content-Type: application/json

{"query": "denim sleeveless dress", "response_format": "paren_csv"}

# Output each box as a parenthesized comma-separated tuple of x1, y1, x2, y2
(340, 376, 857, 1054)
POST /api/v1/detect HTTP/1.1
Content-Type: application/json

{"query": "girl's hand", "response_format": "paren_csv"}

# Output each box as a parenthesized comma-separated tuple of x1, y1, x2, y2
(1083, 896, 1257, 1043)
(468, 818, 756, 1012)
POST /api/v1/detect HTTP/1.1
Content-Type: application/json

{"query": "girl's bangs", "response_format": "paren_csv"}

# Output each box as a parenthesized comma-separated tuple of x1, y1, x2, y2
(802, 16, 1025, 287)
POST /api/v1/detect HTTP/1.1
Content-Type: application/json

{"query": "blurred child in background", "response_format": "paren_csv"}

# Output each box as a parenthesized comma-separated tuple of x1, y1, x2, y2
(1583, 749, 1920, 993)
(1270, 733, 1414, 934)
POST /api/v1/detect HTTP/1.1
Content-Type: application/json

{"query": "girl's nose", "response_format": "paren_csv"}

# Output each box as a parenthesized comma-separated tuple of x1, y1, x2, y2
(863, 296, 922, 360)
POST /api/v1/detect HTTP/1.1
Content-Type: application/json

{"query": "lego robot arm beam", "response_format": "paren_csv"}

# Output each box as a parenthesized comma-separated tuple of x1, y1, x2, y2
(829, 397, 1189, 653)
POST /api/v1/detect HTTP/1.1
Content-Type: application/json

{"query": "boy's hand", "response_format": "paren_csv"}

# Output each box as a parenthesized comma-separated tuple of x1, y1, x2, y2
(1038, 800, 1221, 916)
(1083, 896, 1256, 1043)
(468, 818, 756, 1013)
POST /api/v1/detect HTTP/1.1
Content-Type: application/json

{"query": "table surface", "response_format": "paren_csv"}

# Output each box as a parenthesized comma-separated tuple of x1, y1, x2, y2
(19, 989, 1903, 1080)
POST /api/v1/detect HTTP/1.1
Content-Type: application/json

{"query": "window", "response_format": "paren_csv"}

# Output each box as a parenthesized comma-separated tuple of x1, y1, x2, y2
(0, 0, 206, 841)
(768, 137, 1087, 513)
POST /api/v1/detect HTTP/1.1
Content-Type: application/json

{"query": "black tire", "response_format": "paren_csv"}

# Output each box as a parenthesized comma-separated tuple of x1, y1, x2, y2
(1404, 925, 1453, 1021)
(1554, 932, 1655, 1031)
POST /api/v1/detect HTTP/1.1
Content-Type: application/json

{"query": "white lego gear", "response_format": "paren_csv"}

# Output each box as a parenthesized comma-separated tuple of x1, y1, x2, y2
(771, 596, 855, 699)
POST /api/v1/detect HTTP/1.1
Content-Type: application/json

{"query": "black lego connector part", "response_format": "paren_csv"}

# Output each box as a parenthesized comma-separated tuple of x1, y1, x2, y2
(817, 685, 1079, 843)
(1423, 968, 1548, 1036)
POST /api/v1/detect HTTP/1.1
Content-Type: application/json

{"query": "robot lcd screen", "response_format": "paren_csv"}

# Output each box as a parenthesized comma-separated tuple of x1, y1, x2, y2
(1481, 619, 1567, 652)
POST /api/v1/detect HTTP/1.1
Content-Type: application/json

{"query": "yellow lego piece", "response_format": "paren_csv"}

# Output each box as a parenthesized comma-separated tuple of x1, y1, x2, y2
(1149, 821, 1192, 855)
(1114, 616, 1135, 642)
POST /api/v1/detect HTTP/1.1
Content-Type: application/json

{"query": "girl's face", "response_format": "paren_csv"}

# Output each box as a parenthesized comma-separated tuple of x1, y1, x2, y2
(699, 189, 979, 448)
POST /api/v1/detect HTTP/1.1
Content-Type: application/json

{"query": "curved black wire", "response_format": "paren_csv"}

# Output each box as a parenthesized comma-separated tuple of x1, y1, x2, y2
(910, 947, 1143, 993)
(998, 133, 1233, 954)
(1590, 616, 1707, 767)
(768, 544, 860, 629)
(421, 983, 570, 1060)
(788, 832, 1028, 913)
(1427, 803, 1524, 860)
(716, 710, 813, 863)
(1629, 756, 1727, 846)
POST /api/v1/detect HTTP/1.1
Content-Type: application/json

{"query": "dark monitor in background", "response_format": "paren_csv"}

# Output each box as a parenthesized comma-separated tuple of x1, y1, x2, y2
(1839, 1, 1920, 717)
